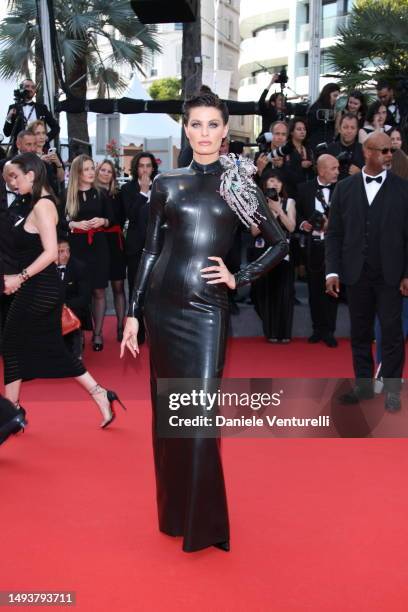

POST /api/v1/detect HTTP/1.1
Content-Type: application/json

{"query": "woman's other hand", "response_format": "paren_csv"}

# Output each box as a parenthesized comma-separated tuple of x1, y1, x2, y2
(120, 317, 140, 358)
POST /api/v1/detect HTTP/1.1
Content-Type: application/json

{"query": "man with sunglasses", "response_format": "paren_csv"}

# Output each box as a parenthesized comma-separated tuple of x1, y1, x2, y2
(325, 132, 408, 412)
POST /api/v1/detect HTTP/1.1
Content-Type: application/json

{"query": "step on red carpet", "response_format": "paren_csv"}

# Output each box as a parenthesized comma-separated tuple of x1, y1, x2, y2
(1, 319, 408, 611)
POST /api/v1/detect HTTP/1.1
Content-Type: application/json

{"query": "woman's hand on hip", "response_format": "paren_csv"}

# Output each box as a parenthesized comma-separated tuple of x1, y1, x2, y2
(120, 317, 140, 358)
(201, 256, 236, 290)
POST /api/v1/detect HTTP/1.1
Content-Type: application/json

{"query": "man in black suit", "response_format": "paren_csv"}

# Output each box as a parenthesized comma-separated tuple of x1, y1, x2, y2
(121, 155, 153, 344)
(326, 132, 408, 412)
(297, 154, 340, 347)
(57, 238, 92, 359)
(3, 79, 60, 152)
(326, 113, 365, 181)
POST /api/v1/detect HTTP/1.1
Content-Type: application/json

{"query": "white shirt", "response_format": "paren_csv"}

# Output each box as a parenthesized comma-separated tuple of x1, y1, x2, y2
(6, 190, 17, 208)
(326, 169, 387, 279)
(138, 179, 152, 201)
(23, 102, 36, 123)
(361, 168, 387, 205)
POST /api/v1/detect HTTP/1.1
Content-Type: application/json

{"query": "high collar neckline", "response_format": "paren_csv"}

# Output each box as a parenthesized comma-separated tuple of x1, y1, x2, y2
(190, 158, 223, 175)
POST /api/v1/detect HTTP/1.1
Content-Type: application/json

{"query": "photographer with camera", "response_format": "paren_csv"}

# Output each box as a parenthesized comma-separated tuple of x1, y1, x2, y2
(297, 154, 340, 347)
(326, 113, 365, 181)
(258, 72, 287, 134)
(255, 121, 293, 185)
(3, 79, 60, 154)
(249, 169, 296, 343)
(307, 83, 341, 153)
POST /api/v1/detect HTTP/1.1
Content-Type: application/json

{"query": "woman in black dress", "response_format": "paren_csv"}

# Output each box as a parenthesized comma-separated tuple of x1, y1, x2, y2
(2, 153, 125, 428)
(250, 170, 296, 343)
(95, 160, 126, 341)
(121, 93, 288, 552)
(66, 155, 113, 351)
(307, 83, 341, 151)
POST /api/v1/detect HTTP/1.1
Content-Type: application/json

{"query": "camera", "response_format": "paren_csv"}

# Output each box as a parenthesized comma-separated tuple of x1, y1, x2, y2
(316, 109, 335, 122)
(265, 188, 279, 201)
(256, 133, 294, 159)
(13, 85, 30, 104)
(275, 68, 288, 86)
(336, 149, 353, 172)
(308, 210, 325, 231)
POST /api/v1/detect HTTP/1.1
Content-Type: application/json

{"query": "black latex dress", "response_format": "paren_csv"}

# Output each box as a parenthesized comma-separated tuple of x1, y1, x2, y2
(129, 158, 288, 552)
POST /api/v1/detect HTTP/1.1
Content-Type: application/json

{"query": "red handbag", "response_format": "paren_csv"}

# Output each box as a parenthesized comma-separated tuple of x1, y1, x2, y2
(61, 305, 81, 336)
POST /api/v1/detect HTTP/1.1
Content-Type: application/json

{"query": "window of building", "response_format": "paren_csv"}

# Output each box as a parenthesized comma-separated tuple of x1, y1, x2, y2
(253, 21, 289, 36)
(228, 19, 233, 41)
(174, 23, 183, 30)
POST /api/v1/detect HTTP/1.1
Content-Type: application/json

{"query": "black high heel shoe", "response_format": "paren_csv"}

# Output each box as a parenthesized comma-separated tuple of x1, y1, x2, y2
(90, 385, 126, 429)
(92, 334, 104, 352)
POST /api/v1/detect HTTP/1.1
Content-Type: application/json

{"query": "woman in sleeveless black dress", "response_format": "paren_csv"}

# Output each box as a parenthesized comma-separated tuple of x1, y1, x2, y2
(250, 170, 296, 342)
(121, 94, 288, 552)
(2, 153, 125, 428)
(66, 155, 114, 351)
(95, 160, 127, 341)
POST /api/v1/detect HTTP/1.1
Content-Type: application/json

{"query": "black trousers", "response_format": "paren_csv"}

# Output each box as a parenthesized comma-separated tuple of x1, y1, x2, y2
(346, 267, 404, 392)
(127, 251, 145, 342)
(306, 240, 338, 336)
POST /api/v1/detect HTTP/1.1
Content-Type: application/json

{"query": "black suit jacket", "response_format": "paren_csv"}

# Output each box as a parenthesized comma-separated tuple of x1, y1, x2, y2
(61, 257, 92, 330)
(121, 180, 149, 256)
(325, 171, 408, 286)
(3, 101, 60, 143)
(296, 179, 333, 230)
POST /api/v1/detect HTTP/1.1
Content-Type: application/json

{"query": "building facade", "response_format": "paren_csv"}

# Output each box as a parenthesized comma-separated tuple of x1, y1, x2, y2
(239, 0, 355, 136)
(139, 0, 248, 140)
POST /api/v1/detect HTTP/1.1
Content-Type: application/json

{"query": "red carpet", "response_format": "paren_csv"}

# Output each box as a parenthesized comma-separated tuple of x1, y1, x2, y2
(1, 319, 408, 611)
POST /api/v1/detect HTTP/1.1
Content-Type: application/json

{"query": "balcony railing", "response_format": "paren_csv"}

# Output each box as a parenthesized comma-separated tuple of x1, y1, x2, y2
(298, 14, 350, 43)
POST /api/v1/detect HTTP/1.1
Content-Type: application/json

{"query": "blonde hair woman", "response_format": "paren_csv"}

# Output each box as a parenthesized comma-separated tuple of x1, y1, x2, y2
(66, 154, 113, 351)
(95, 160, 127, 341)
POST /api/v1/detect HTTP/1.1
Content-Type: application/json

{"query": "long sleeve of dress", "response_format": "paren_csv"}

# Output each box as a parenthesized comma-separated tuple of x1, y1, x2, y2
(128, 177, 166, 318)
(234, 186, 288, 287)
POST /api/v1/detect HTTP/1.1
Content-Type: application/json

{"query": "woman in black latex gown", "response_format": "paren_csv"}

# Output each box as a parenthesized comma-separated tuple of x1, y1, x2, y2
(121, 94, 288, 553)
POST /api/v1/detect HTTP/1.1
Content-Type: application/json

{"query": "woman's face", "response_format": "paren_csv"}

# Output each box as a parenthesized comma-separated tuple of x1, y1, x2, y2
(184, 107, 228, 158)
(33, 125, 47, 146)
(275, 94, 285, 111)
(330, 90, 340, 107)
(374, 105, 387, 126)
(266, 176, 282, 194)
(137, 156, 154, 179)
(8, 163, 34, 195)
(80, 160, 95, 185)
(98, 163, 113, 185)
(347, 96, 361, 113)
(391, 130, 402, 149)
(292, 121, 306, 142)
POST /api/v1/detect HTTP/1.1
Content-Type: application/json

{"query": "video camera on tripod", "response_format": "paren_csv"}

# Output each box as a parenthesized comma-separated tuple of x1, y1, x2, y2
(13, 85, 31, 105)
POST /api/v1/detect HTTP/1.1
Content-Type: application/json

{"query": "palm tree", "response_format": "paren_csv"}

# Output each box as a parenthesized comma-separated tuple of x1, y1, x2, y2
(327, 0, 408, 91)
(0, 0, 161, 147)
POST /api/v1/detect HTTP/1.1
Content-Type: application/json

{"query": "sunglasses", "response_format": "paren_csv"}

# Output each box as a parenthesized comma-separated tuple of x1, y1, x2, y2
(367, 147, 393, 154)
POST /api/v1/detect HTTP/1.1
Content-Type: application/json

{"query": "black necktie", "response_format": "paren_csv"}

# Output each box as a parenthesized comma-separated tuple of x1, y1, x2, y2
(57, 266, 66, 280)
(366, 175, 382, 184)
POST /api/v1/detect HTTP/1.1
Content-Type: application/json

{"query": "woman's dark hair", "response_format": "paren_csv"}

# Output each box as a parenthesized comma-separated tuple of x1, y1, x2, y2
(182, 93, 229, 125)
(314, 82, 340, 109)
(346, 90, 368, 119)
(11, 152, 54, 205)
(390, 126, 407, 153)
(288, 117, 308, 144)
(261, 169, 288, 199)
(130, 151, 159, 181)
(366, 100, 387, 124)
(269, 92, 286, 107)
(391, 148, 408, 179)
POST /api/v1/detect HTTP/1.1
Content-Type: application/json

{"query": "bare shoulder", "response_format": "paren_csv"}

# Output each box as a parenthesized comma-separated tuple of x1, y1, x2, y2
(33, 197, 58, 220)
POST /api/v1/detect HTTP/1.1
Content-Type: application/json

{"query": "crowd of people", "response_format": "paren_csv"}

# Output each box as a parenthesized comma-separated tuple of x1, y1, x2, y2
(1, 76, 408, 554)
